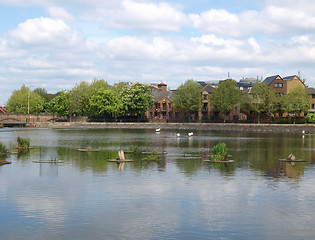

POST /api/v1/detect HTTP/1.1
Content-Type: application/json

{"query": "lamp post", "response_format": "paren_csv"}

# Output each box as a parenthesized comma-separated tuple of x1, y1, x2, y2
(27, 85, 33, 114)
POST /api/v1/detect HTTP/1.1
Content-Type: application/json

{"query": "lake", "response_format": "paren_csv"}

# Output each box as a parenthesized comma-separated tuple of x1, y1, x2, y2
(0, 128, 315, 240)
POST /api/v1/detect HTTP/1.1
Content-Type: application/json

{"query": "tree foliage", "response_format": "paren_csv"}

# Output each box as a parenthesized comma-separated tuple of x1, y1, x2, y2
(211, 79, 240, 115)
(121, 82, 154, 116)
(6, 85, 45, 114)
(48, 90, 70, 117)
(245, 82, 278, 123)
(281, 86, 310, 122)
(90, 90, 123, 117)
(173, 79, 202, 113)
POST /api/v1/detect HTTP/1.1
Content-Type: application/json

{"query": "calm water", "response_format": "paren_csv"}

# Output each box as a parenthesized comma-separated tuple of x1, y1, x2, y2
(1, 128, 315, 240)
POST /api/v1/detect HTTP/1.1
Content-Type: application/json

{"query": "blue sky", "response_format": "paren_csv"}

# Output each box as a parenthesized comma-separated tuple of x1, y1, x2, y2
(1, 0, 315, 105)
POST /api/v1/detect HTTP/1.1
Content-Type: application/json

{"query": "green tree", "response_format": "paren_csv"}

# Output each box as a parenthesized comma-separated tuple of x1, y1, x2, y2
(249, 82, 277, 123)
(281, 86, 310, 123)
(6, 85, 45, 114)
(211, 79, 240, 122)
(33, 88, 55, 102)
(121, 82, 154, 120)
(69, 80, 110, 116)
(112, 82, 128, 94)
(90, 90, 123, 118)
(48, 90, 70, 117)
(173, 79, 202, 119)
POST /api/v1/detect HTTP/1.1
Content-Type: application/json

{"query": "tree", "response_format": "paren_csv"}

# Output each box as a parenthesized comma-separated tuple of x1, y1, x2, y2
(90, 90, 123, 118)
(248, 82, 277, 123)
(33, 88, 55, 102)
(211, 79, 240, 122)
(281, 86, 310, 123)
(6, 85, 45, 114)
(69, 80, 110, 116)
(173, 79, 202, 118)
(121, 82, 154, 119)
(48, 90, 70, 117)
(112, 82, 128, 94)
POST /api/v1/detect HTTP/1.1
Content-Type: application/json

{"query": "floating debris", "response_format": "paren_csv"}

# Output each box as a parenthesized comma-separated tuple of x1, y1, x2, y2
(108, 150, 134, 162)
(278, 153, 306, 162)
(32, 160, 63, 163)
(77, 148, 102, 152)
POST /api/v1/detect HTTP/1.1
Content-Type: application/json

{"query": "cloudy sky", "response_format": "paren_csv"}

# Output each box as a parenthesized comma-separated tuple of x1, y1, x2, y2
(1, 0, 315, 105)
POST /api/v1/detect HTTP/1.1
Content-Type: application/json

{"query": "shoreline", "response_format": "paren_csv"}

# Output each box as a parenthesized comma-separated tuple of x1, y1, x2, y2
(36, 122, 315, 132)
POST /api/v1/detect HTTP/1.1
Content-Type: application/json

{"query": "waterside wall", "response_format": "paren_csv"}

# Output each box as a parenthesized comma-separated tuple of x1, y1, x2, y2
(37, 122, 315, 133)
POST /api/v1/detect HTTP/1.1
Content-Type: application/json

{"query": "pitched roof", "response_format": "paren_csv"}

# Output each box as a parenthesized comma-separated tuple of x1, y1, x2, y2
(202, 84, 214, 93)
(283, 75, 297, 81)
(152, 91, 175, 102)
(306, 87, 315, 94)
(263, 75, 281, 85)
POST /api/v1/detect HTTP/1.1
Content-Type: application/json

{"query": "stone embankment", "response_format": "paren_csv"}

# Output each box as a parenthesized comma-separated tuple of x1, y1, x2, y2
(37, 122, 315, 132)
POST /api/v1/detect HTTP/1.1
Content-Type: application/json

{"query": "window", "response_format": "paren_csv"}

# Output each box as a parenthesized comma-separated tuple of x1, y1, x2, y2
(274, 83, 283, 88)
(312, 104, 315, 109)
(278, 93, 284, 97)
(312, 94, 315, 99)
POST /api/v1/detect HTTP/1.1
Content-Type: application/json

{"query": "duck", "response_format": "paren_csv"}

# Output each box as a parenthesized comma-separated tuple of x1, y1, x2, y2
(188, 132, 193, 137)
(156, 128, 161, 132)
(176, 133, 180, 137)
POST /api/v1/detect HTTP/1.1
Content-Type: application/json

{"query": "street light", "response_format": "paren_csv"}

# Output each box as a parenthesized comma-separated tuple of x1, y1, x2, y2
(27, 85, 33, 114)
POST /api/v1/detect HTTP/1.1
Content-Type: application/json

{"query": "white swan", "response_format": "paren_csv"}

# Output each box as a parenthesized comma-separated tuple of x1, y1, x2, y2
(156, 128, 161, 132)
(188, 132, 193, 137)
(176, 133, 180, 137)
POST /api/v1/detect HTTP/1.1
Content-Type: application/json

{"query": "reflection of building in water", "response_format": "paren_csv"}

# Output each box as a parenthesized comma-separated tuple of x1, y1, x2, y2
(39, 163, 59, 177)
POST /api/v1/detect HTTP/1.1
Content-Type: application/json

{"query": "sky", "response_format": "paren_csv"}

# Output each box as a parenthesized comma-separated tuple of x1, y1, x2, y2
(1, 0, 315, 105)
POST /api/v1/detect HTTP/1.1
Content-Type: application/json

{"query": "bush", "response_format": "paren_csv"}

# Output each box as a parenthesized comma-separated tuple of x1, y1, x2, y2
(17, 137, 30, 149)
(211, 142, 228, 161)
(0, 142, 8, 156)
(307, 113, 315, 123)
(274, 118, 291, 124)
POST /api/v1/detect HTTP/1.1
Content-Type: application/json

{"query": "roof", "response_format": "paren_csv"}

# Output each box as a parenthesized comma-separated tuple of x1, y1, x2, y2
(283, 75, 297, 81)
(306, 87, 315, 94)
(237, 82, 253, 88)
(152, 91, 175, 102)
(263, 75, 281, 85)
(202, 84, 214, 93)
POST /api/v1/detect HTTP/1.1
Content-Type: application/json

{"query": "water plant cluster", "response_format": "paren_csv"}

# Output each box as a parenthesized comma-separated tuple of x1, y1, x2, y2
(16, 137, 30, 149)
(0, 142, 8, 156)
(211, 143, 228, 161)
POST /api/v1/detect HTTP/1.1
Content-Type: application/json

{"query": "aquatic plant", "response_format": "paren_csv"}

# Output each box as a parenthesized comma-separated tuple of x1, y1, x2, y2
(0, 142, 8, 156)
(143, 154, 160, 161)
(211, 142, 228, 161)
(127, 146, 138, 154)
(17, 137, 30, 149)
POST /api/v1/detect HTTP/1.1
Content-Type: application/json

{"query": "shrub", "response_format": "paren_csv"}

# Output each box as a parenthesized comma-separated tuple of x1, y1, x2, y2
(307, 113, 315, 123)
(211, 142, 228, 161)
(0, 142, 8, 156)
(17, 137, 30, 149)
(274, 118, 291, 124)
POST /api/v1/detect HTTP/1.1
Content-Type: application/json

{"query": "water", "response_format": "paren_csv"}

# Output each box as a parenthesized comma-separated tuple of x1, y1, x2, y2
(0, 128, 315, 239)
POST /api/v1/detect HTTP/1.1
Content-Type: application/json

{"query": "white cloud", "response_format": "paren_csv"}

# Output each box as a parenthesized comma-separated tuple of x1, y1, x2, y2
(47, 6, 75, 22)
(81, 0, 189, 32)
(7, 17, 85, 49)
(190, 9, 241, 37)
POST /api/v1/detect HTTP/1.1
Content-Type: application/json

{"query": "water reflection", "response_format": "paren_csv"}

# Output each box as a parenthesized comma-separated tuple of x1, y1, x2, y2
(1, 128, 315, 239)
